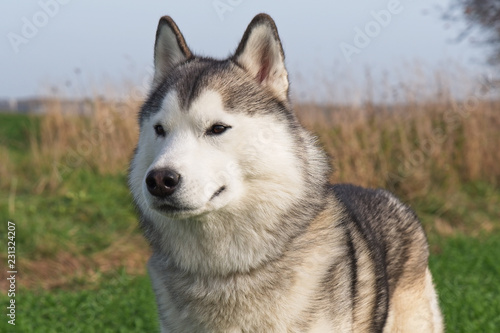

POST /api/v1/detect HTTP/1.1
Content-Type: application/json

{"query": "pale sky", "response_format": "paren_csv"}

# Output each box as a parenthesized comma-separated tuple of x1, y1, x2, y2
(0, 0, 489, 102)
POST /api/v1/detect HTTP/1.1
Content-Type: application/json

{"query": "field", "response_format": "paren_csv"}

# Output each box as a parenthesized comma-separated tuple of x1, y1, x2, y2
(1, 84, 499, 332)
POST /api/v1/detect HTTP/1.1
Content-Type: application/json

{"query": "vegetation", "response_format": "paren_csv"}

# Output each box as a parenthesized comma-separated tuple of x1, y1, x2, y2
(3, 271, 159, 332)
(0, 72, 499, 331)
(430, 236, 500, 332)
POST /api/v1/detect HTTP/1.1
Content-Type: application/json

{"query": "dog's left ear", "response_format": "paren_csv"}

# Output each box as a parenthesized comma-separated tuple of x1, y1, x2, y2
(153, 16, 192, 88)
(233, 14, 289, 101)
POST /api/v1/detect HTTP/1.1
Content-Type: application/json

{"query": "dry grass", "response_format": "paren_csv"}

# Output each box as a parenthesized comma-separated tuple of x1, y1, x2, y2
(30, 97, 140, 192)
(296, 97, 500, 199)
(27, 75, 500, 200)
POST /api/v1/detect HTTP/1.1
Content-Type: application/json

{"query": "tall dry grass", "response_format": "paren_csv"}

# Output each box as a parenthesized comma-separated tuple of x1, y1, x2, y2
(27, 73, 499, 199)
(30, 97, 139, 192)
(296, 98, 499, 199)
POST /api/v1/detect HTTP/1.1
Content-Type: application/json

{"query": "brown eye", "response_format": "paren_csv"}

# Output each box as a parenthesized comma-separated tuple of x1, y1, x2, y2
(154, 124, 166, 137)
(208, 124, 231, 135)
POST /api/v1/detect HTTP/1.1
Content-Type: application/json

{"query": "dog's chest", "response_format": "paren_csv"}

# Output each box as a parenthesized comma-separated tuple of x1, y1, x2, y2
(149, 237, 342, 332)
(157, 266, 294, 331)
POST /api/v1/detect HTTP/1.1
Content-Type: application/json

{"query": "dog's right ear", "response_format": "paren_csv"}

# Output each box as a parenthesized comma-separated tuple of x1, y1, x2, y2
(153, 16, 192, 88)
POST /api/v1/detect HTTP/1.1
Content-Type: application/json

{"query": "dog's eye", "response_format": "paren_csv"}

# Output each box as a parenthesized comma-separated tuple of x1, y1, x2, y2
(208, 124, 231, 135)
(154, 124, 166, 137)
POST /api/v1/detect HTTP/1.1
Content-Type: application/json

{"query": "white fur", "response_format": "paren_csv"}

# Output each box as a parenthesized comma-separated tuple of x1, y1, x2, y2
(129, 89, 308, 275)
(383, 268, 444, 333)
(235, 24, 289, 100)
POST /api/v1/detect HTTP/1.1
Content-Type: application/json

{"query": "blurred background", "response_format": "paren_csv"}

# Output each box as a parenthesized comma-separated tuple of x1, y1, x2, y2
(1, 1, 499, 332)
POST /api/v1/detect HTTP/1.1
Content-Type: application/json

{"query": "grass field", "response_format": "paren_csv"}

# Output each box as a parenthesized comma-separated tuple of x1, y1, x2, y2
(5, 272, 159, 333)
(1, 98, 499, 332)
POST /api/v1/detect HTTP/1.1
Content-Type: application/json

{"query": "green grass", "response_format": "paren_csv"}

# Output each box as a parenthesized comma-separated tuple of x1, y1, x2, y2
(2, 170, 138, 259)
(0, 112, 40, 152)
(1, 112, 499, 331)
(0, 271, 159, 333)
(429, 236, 500, 332)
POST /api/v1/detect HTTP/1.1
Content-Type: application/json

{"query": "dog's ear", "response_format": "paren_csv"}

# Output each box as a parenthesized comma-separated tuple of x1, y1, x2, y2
(153, 16, 192, 88)
(233, 14, 289, 101)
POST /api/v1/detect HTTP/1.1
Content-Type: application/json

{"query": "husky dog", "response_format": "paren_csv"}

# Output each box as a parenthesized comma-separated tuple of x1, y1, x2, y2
(129, 13, 443, 332)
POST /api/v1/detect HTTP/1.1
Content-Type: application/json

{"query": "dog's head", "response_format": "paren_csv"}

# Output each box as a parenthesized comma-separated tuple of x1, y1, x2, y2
(129, 14, 309, 222)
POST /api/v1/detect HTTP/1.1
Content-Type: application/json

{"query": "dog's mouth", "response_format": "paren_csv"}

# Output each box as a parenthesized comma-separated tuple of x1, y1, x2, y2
(152, 185, 226, 215)
(155, 203, 190, 213)
(210, 186, 226, 201)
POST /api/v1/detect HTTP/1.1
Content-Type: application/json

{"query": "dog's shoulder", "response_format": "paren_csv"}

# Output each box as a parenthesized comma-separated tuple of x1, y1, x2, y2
(329, 183, 429, 285)
(328, 183, 428, 265)
(329, 183, 419, 230)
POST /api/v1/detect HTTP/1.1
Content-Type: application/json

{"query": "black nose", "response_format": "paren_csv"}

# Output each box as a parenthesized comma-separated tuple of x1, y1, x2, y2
(145, 168, 181, 198)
